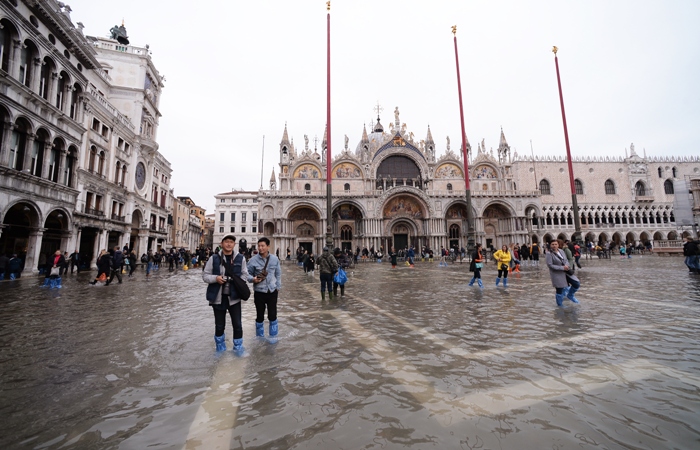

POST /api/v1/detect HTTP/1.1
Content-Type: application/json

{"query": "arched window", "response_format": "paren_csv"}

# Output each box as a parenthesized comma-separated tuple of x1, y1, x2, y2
(539, 179, 551, 195)
(672, 167, 677, 178)
(449, 224, 460, 239)
(304, 183, 311, 191)
(97, 150, 105, 176)
(447, 183, 453, 191)
(664, 179, 674, 194)
(658, 167, 663, 178)
(604, 179, 615, 195)
(340, 225, 352, 241)
(64, 147, 77, 187)
(70, 84, 82, 120)
(574, 179, 583, 195)
(635, 181, 646, 196)
(344, 183, 350, 191)
(19, 40, 38, 88)
(115, 161, 121, 183)
(39, 57, 56, 100)
(88, 146, 97, 171)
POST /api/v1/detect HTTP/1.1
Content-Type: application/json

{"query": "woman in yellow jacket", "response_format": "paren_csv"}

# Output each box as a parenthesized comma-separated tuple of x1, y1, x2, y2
(493, 245, 512, 287)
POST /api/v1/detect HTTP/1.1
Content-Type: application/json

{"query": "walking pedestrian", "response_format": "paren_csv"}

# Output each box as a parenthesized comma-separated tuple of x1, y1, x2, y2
(305, 251, 315, 276)
(128, 250, 137, 277)
(69, 249, 80, 274)
(530, 242, 540, 266)
(8, 254, 21, 280)
(683, 236, 700, 273)
(468, 243, 484, 288)
(332, 248, 347, 297)
(389, 246, 398, 268)
(247, 237, 282, 338)
(493, 245, 512, 287)
(546, 240, 580, 306)
(202, 234, 248, 352)
(90, 250, 111, 285)
(317, 246, 338, 300)
(106, 246, 123, 285)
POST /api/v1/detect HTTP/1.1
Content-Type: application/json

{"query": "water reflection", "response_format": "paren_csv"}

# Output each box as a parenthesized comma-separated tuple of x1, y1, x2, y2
(0, 257, 699, 449)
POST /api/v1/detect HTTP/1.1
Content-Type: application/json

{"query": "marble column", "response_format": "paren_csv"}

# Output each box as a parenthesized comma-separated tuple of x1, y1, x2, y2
(0, 122, 15, 167)
(22, 133, 36, 173)
(24, 227, 46, 274)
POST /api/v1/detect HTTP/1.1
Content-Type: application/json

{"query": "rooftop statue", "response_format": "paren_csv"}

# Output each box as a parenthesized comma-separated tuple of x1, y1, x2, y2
(109, 22, 129, 45)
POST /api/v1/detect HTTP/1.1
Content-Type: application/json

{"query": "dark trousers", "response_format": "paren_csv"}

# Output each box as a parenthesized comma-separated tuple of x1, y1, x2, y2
(333, 281, 345, 296)
(108, 266, 122, 284)
(320, 273, 333, 293)
(213, 301, 242, 339)
(254, 290, 278, 323)
(70, 260, 80, 273)
(497, 265, 509, 278)
(129, 263, 136, 276)
(473, 267, 482, 279)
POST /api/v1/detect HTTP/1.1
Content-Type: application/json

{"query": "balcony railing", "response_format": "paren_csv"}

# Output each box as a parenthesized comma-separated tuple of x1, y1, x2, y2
(85, 207, 104, 217)
(111, 214, 126, 222)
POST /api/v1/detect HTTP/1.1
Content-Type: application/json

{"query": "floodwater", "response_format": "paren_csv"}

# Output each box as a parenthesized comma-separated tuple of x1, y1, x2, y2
(1, 254, 700, 449)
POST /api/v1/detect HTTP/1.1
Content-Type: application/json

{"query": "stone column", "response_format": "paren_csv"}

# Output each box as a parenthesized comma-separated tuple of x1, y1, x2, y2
(25, 228, 46, 274)
(48, 72, 58, 103)
(71, 227, 82, 256)
(31, 58, 42, 94)
(0, 121, 15, 167)
(9, 40, 21, 80)
(40, 141, 52, 179)
(22, 133, 36, 173)
(58, 150, 67, 185)
(91, 230, 102, 269)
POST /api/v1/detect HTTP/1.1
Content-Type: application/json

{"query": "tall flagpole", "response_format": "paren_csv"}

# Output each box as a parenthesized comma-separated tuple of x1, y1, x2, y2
(325, 1, 333, 249)
(452, 26, 475, 252)
(259, 135, 265, 190)
(552, 46, 581, 242)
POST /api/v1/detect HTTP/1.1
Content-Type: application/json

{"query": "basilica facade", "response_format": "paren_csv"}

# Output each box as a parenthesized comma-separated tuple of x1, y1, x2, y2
(258, 109, 700, 256)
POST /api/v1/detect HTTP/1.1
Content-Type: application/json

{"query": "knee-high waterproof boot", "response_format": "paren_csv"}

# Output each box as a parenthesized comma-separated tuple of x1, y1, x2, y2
(42, 278, 50, 287)
(233, 338, 244, 353)
(340, 285, 345, 297)
(269, 320, 278, 336)
(562, 286, 570, 297)
(555, 293, 564, 307)
(496, 277, 501, 286)
(503, 278, 508, 288)
(567, 286, 580, 303)
(329, 291, 334, 300)
(255, 321, 264, 337)
(321, 291, 325, 300)
(214, 334, 226, 351)
(469, 277, 475, 286)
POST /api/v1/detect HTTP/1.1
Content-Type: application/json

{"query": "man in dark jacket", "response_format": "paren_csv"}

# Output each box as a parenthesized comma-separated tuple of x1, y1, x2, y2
(106, 246, 124, 285)
(69, 249, 81, 274)
(683, 237, 700, 273)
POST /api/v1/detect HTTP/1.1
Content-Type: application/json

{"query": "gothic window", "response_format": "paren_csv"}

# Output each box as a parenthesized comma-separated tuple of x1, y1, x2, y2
(70, 84, 82, 120)
(658, 167, 663, 178)
(635, 181, 646, 196)
(664, 179, 674, 194)
(449, 224, 460, 239)
(539, 179, 551, 195)
(340, 225, 353, 241)
(447, 183, 453, 191)
(574, 179, 583, 195)
(97, 151, 106, 176)
(344, 183, 350, 191)
(39, 57, 55, 100)
(115, 161, 121, 183)
(672, 167, 678, 178)
(604, 179, 616, 195)
(19, 40, 38, 88)
(88, 146, 97, 172)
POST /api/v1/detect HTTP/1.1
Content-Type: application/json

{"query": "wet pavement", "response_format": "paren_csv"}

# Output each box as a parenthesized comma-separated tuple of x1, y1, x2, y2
(1, 255, 700, 449)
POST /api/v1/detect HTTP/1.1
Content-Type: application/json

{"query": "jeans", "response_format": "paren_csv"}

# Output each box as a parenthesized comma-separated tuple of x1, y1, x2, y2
(320, 273, 333, 292)
(254, 290, 278, 323)
(213, 301, 242, 339)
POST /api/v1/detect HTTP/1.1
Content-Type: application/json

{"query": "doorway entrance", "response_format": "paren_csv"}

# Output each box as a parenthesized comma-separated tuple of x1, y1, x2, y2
(393, 234, 408, 251)
(299, 242, 313, 255)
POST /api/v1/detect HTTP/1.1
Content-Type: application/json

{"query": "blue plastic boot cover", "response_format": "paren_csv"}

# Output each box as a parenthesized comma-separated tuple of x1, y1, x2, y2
(255, 321, 264, 337)
(233, 338, 244, 351)
(496, 278, 501, 286)
(214, 334, 227, 351)
(56, 277, 62, 288)
(556, 294, 564, 307)
(567, 288, 580, 303)
(503, 278, 508, 288)
(562, 286, 570, 297)
(477, 279, 483, 288)
(269, 320, 278, 336)
(468, 277, 475, 286)
(42, 278, 50, 287)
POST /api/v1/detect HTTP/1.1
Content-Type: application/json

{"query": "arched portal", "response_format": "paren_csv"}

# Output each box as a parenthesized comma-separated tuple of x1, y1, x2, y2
(332, 203, 363, 251)
(481, 203, 513, 249)
(0, 202, 41, 261)
(41, 209, 69, 260)
(382, 194, 426, 249)
(289, 206, 320, 254)
(445, 203, 468, 249)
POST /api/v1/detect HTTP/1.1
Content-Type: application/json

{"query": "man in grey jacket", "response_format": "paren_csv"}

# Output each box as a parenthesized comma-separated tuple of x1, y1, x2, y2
(247, 237, 282, 338)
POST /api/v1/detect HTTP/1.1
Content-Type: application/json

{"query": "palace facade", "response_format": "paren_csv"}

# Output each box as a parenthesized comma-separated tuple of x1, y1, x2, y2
(0, 0, 173, 273)
(258, 108, 700, 255)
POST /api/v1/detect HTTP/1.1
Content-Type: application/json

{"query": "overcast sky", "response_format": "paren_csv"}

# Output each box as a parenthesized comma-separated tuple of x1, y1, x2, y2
(65, 0, 700, 212)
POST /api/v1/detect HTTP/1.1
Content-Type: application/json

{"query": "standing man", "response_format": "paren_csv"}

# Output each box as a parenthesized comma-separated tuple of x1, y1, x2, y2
(247, 237, 282, 338)
(683, 236, 700, 274)
(203, 234, 248, 352)
(69, 249, 80, 274)
(106, 246, 124, 285)
(317, 246, 338, 300)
